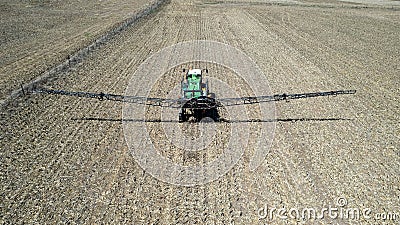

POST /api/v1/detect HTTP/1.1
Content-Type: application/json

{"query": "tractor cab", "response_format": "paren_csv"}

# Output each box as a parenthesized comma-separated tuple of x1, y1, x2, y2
(181, 69, 209, 99)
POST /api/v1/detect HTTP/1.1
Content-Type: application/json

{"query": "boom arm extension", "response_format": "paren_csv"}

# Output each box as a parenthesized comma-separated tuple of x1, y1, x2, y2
(33, 88, 185, 108)
(217, 90, 356, 106)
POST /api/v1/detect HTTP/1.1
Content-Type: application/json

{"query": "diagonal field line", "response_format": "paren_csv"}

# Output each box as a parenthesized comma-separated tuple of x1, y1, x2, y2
(0, 0, 168, 107)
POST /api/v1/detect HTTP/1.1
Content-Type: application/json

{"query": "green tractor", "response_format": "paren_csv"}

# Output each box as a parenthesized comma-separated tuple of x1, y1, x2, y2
(179, 68, 219, 123)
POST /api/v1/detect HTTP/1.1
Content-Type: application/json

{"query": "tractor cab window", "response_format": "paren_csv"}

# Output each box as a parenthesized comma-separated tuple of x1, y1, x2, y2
(187, 73, 199, 79)
(187, 74, 197, 79)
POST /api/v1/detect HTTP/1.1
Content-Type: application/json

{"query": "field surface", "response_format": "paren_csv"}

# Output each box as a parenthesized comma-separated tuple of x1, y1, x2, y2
(1, 0, 399, 224)
(0, 0, 159, 101)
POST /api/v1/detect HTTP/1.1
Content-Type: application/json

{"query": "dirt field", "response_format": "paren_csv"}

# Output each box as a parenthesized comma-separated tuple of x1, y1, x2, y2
(0, 0, 159, 101)
(1, 0, 399, 224)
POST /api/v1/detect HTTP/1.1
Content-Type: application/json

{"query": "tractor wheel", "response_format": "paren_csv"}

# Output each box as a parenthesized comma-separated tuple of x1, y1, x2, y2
(210, 108, 220, 122)
(179, 112, 186, 123)
(203, 108, 219, 122)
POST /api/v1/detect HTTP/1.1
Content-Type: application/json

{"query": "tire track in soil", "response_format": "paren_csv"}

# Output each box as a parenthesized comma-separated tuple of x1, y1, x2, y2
(252, 5, 393, 163)
(237, 12, 356, 217)
(111, 11, 190, 223)
(131, 5, 269, 223)
(225, 5, 320, 208)
(1, 98, 105, 222)
(220, 11, 292, 223)
(220, 7, 359, 224)
(250, 7, 398, 102)
(2, 55, 135, 222)
(248, 6, 397, 129)
(0, 0, 167, 105)
(242, 5, 399, 223)
(247, 7, 356, 219)
(9, 2, 217, 225)
(84, 13, 183, 224)
(1, 4, 177, 221)
(4, 28, 149, 187)
(250, 6, 396, 217)
(0, 0, 163, 100)
(90, 5, 200, 223)
(145, 61, 260, 223)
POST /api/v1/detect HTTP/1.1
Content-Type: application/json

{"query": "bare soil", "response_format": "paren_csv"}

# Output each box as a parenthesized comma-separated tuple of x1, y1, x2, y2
(1, 0, 399, 224)
(0, 0, 159, 100)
